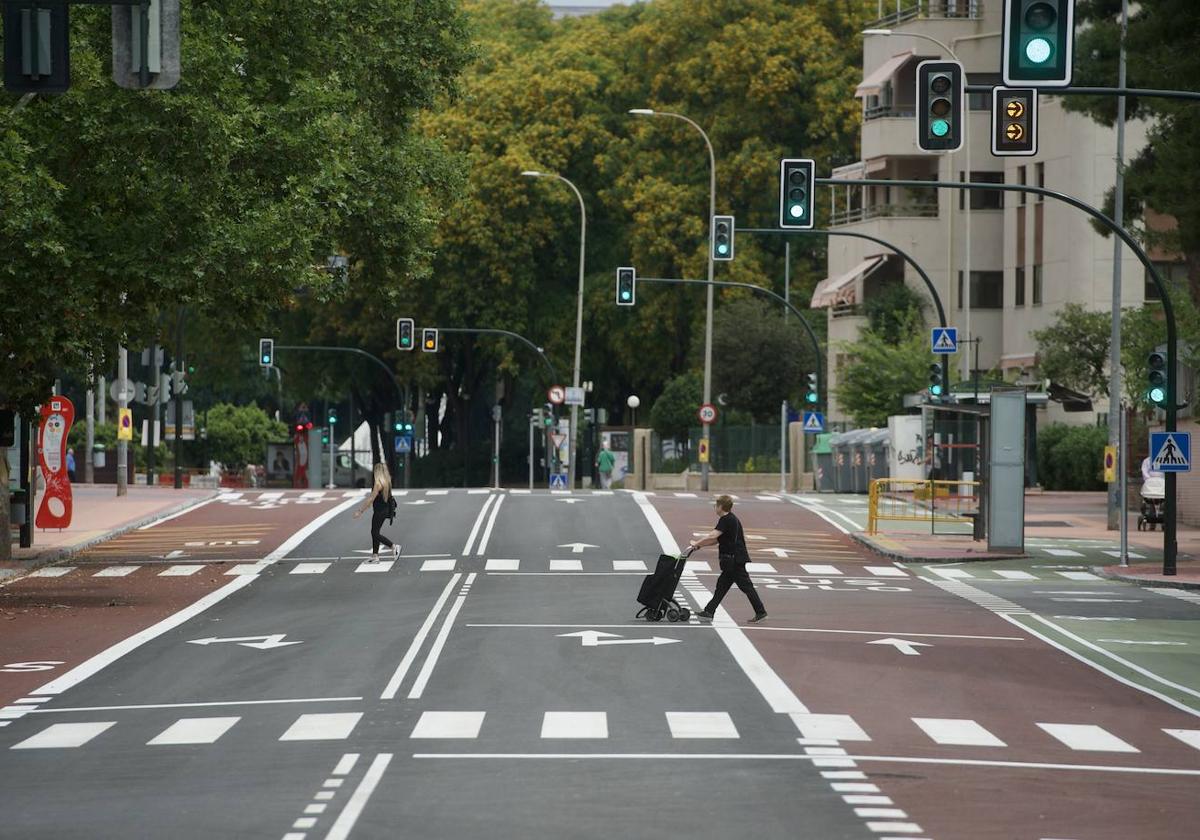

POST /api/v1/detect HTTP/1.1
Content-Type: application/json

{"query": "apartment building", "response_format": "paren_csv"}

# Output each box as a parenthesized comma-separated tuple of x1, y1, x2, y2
(820, 0, 1167, 426)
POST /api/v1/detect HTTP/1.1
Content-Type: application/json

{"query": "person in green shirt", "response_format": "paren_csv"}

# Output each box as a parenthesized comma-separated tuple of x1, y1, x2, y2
(596, 440, 617, 489)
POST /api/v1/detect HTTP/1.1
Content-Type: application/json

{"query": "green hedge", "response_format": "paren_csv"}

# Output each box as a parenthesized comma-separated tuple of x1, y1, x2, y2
(1037, 423, 1108, 491)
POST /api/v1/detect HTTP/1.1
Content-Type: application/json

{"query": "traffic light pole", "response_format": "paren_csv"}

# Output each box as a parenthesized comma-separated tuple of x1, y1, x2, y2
(637, 277, 825, 416)
(965, 84, 1200, 103)
(821, 176, 1179, 574)
(273, 345, 406, 407)
(431, 328, 559, 383)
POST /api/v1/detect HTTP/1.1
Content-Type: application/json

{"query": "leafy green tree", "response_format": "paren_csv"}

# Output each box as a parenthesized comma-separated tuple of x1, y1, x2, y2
(650, 372, 702, 448)
(1032, 303, 1114, 397)
(205, 403, 288, 471)
(863, 283, 928, 345)
(711, 297, 816, 420)
(1038, 423, 1109, 491)
(837, 312, 931, 427)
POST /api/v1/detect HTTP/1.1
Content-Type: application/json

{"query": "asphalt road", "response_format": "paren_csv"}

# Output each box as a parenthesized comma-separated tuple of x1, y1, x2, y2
(1, 488, 1197, 839)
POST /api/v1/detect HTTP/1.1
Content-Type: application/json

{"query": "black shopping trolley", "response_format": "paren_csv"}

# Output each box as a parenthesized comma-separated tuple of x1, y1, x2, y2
(635, 546, 694, 622)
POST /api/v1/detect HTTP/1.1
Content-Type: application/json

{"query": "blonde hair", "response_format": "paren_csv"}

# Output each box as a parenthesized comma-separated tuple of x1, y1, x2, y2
(373, 463, 392, 499)
(715, 494, 734, 512)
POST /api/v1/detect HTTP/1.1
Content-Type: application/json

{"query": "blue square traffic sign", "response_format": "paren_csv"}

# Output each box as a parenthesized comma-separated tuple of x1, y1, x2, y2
(802, 411, 825, 433)
(1149, 431, 1191, 473)
(931, 327, 958, 354)
(549, 473, 568, 489)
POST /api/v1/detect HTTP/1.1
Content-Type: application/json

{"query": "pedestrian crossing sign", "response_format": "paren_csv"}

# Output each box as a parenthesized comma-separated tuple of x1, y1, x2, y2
(550, 473, 568, 489)
(394, 435, 412, 454)
(802, 411, 825, 433)
(931, 327, 958, 354)
(1149, 431, 1191, 473)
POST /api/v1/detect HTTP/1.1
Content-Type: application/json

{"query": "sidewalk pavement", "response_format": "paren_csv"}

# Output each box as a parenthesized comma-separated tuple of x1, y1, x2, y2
(851, 491, 1200, 590)
(2, 484, 218, 580)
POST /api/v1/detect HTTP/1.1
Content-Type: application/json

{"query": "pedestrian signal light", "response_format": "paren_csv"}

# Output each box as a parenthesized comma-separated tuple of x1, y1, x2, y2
(916, 61, 964, 153)
(929, 362, 945, 397)
(991, 88, 1038, 157)
(396, 318, 415, 351)
(321, 428, 330, 445)
(543, 403, 555, 427)
(1002, 0, 1074, 88)
(805, 373, 819, 405)
(616, 267, 636, 306)
(422, 328, 438, 352)
(711, 216, 734, 261)
(393, 418, 403, 432)
(1147, 351, 1167, 407)
(259, 338, 274, 367)
(778, 159, 815, 230)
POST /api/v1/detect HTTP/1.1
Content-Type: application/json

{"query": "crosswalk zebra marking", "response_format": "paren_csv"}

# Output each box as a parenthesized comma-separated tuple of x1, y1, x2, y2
(929, 568, 974, 580)
(159, 565, 203, 576)
(666, 712, 739, 739)
(291, 563, 332, 575)
(279, 713, 363, 742)
(354, 561, 394, 573)
(485, 559, 520, 571)
(1056, 571, 1103, 581)
(148, 717, 240, 746)
(864, 566, 908, 578)
(541, 711, 607, 739)
(420, 560, 457, 572)
(995, 570, 1037, 581)
(800, 564, 842, 575)
(912, 718, 1006, 747)
(1037, 723, 1138, 753)
(410, 711, 486, 739)
(93, 566, 138, 577)
(12, 722, 115, 750)
(28, 566, 74, 577)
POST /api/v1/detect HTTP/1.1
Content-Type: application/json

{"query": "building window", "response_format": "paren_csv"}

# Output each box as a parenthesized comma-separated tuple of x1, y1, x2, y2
(1036, 162, 1045, 201)
(958, 271, 1004, 309)
(1145, 261, 1189, 300)
(1017, 166, 1027, 205)
(1032, 264, 1044, 305)
(1015, 267, 1025, 307)
(961, 171, 1004, 210)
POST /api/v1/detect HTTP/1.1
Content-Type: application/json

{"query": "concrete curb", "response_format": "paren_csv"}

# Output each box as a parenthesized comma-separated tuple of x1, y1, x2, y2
(850, 531, 1027, 564)
(1092, 564, 1200, 591)
(1, 491, 221, 581)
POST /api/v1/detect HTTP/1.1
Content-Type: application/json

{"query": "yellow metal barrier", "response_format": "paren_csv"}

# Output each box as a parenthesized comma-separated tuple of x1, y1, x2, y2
(867, 478, 980, 534)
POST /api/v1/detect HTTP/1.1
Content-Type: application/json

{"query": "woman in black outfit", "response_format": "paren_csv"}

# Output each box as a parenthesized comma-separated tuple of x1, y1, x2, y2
(352, 462, 399, 562)
(688, 494, 767, 622)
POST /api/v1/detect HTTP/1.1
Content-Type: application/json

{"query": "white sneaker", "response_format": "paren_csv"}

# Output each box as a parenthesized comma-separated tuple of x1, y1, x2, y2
(368, 554, 379, 564)
(392, 544, 402, 560)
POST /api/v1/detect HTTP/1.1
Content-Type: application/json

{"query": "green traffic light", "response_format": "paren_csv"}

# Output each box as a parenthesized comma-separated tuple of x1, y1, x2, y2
(1025, 37, 1052, 64)
(931, 119, 950, 137)
(717, 244, 728, 254)
(621, 290, 631, 301)
(930, 384, 943, 396)
(1149, 386, 1166, 405)
(805, 392, 818, 404)
(789, 204, 804, 218)
(261, 355, 270, 364)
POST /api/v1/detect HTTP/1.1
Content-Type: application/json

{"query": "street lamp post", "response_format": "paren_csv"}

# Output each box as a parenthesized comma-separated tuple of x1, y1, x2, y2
(628, 108, 716, 491)
(522, 170, 587, 490)
(627, 394, 640, 428)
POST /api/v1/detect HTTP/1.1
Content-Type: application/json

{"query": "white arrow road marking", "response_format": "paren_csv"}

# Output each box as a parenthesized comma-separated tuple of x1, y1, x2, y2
(555, 498, 587, 504)
(558, 631, 681, 648)
(1098, 639, 1187, 646)
(153, 550, 189, 560)
(867, 637, 931, 656)
(558, 542, 598, 554)
(405, 500, 434, 506)
(187, 634, 303, 650)
(761, 548, 791, 558)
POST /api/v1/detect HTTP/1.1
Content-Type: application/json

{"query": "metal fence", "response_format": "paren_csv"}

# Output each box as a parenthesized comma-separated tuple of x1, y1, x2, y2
(867, 0, 983, 28)
(651, 425, 786, 474)
(867, 478, 980, 534)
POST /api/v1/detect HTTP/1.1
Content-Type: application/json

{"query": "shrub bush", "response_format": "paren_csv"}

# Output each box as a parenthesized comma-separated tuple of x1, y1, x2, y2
(1037, 423, 1108, 490)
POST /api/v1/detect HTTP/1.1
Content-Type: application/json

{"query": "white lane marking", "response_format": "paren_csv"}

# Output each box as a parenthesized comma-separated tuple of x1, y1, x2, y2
(410, 711, 486, 739)
(465, 622, 1022, 642)
(1102, 550, 1145, 559)
(928, 568, 974, 579)
(331, 754, 360, 777)
(291, 563, 331, 575)
(148, 716, 240, 745)
(159, 565, 203, 576)
(93, 565, 138, 577)
(746, 562, 778, 574)
(800, 564, 842, 575)
(1043, 548, 1086, 557)
(12, 721, 116, 749)
(32, 575, 257, 696)
(407, 574, 475, 700)
(426, 490, 450, 496)
(509, 489, 531, 494)
(1056, 571, 1102, 581)
(475, 494, 505, 555)
(912, 718, 1006, 747)
(844, 795, 894, 805)
(485, 559, 520, 571)
(421, 559, 456, 572)
(29, 567, 74, 577)
(995, 570, 1037, 580)
(832, 782, 880, 793)
(1037, 723, 1138, 753)
(467, 489, 490, 495)
(1051, 598, 1141, 603)
(266, 494, 365, 562)
(755, 495, 782, 502)
(226, 563, 270, 575)
(613, 560, 647, 571)
(323, 753, 393, 840)
(781, 494, 855, 534)
(549, 559, 582, 571)
(865, 566, 908, 577)
(866, 821, 923, 834)
(823, 770, 867, 779)
(675, 493, 698, 498)
(1164, 729, 1200, 751)
(259, 492, 285, 501)
(857, 808, 909, 818)
(136, 496, 219, 530)
(380, 574, 462, 700)
(31, 697, 362, 714)
(689, 560, 712, 572)
(666, 712, 739, 739)
(354, 561, 394, 573)
(541, 711, 608, 739)
(791, 714, 871, 742)
(279, 712, 363, 742)
(461, 495, 496, 556)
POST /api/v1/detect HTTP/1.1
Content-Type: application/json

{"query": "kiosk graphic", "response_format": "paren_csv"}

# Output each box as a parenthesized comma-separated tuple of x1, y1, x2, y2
(1149, 432, 1191, 473)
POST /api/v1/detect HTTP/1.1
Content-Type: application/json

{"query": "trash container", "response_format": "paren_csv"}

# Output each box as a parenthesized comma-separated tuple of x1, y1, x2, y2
(9, 488, 27, 526)
(812, 433, 835, 492)
(849, 430, 872, 494)
(864, 429, 890, 484)
(831, 430, 868, 493)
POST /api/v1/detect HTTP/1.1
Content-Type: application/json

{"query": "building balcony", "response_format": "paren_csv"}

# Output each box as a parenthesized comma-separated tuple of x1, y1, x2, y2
(831, 202, 939, 227)
(866, 0, 984, 29)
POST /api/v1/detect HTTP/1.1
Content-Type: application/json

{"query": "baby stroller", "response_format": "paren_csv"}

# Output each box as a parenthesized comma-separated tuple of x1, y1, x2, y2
(635, 546, 694, 622)
(1137, 475, 1166, 531)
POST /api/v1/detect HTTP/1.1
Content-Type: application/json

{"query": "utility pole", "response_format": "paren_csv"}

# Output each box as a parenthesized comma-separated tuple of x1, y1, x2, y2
(1107, 0, 1130, 532)
(173, 308, 185, 489)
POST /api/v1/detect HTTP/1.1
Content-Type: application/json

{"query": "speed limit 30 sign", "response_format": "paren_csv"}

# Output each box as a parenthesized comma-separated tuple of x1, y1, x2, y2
(697, 403, 718, 425)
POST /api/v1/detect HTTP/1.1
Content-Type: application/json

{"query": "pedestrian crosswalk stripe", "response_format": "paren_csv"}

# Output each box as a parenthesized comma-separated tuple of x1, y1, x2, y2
(755, 495, 782, 502)
(864, 566, 908, 577)
(420, 559, 456, 572)
(93, 565, 138, 577)
(866, 821, 923, 835)
(689, 561, 712, 572)
(675, 493, 698, 498)
(12, 722, 115, 749)
(549, 559, 582, 571)
(1037, 723, 1138, 752)
(485, 559, 520, 571)
(279, 713, 363, 742)
(226, 563, 269, 575)
(29, 566, 74, 577)
(541, 711, 607, 739)
(856, 808, 908, 819)
(426, 490, 449, 496)
(1043, 548, 1085, 557)
(666, 712, 739, 739)
(291, 563, 331, 575)
(912, 718, 1006, 747)
(1164, 729, 1200, 751)
(410, 711, 486, 739)
(355, 561, 394, 573)
(1102, 550, 1145, 560)
(613, 560, 647, 571)
(800, 564, 842, 575)
(995, 570, 1037, 581)
(745, 562, 777, 573)
(148, 717, 240, 746)
(1056, 571, 1102, 581)
(791, 713, 871, 742)
(159, 565, 202, 576)
(929, 568, 973, 580)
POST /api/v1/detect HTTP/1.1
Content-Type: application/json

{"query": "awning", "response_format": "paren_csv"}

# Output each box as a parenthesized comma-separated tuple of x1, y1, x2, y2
(855, 50, 916, 98)
(811, 256, 885, 308)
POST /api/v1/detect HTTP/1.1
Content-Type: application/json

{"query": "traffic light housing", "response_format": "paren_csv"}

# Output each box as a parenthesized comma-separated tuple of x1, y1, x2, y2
(422, 328, 438, 352)
(543, 403, 555, 427)
(804, 373, 819, 405)
(991, 87, 1038, 157)
(711, 215, 734, 261)
(916, 60, 964, 153)
(778, 159, 815, 230)
(616, 267, 636, 306)
(1147, 351, 1167, 407)
(1002, 0, 1074, 88)
(321, 427, 330, 446)
(111, 0, 181, 90)
(3, 2, 70, 94)
(328, 406, 339, 425)
(396, 318, 415, 351)
(929, 362, 945, 397)
(259, 339, 274, 367)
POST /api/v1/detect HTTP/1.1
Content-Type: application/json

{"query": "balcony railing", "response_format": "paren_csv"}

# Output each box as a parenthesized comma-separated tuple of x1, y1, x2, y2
(831, 203, 940, 226)
(866, 0, 983, 29)
(864, 103, 916, 121)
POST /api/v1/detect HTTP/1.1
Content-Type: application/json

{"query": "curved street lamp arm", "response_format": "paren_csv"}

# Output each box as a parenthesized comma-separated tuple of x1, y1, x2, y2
(275, 345, 406, 407)
(434, 327, 560, 384)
